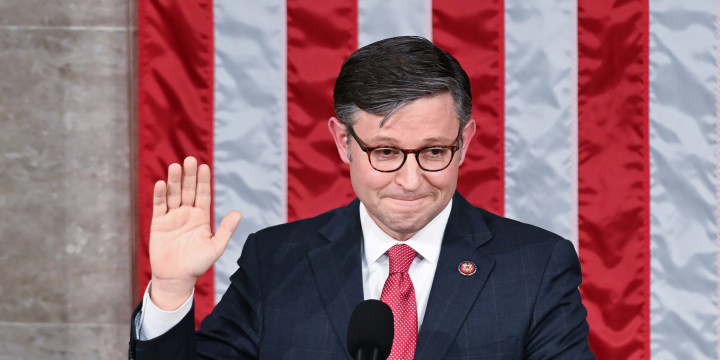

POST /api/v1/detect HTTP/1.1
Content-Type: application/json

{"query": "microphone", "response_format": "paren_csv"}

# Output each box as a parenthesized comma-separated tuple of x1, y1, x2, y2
(347, 299, 394, 360)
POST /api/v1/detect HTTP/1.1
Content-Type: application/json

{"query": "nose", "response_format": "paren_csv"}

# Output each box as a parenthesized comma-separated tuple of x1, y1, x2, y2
(394, 154, 422, 191)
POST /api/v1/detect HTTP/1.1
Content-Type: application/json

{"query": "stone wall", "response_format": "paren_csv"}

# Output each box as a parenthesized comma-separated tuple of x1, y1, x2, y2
(0, 1, 135, 358)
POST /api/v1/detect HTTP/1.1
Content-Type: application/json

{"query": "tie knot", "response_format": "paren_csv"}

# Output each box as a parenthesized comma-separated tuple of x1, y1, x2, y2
(387, 244, 417, 274)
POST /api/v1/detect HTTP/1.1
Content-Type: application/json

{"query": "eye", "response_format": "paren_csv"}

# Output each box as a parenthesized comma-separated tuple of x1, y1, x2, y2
(371, 148, 402, 160)
(422, 147, 449, 159)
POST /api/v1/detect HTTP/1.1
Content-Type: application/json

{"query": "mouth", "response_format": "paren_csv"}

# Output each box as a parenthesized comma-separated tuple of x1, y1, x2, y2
(385, 195, 429, 203)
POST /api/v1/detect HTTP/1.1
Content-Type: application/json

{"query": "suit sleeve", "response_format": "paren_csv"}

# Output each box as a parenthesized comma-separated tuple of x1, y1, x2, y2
(129, 302, 198, 360)
(128, 234, 263, 360)
(194, 233, 263, 358)
(525, 239, 595, 359)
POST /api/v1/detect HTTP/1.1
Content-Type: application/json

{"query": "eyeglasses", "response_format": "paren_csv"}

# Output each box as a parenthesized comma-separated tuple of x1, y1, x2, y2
(347, 127, 460, 172)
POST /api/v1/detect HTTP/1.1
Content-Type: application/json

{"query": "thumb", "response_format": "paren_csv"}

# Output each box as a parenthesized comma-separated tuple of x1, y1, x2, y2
(212, 210, 242, 252)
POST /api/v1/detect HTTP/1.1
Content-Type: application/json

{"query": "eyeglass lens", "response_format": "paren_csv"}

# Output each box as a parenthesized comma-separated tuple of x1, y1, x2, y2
(369, 147, 453, 172)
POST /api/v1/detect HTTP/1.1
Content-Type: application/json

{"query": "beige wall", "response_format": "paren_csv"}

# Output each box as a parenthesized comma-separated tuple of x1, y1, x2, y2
(0, 1, 135, 358)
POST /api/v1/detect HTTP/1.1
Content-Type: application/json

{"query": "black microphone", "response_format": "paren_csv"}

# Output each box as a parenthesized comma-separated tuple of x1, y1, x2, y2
(347, 299, 394, 360)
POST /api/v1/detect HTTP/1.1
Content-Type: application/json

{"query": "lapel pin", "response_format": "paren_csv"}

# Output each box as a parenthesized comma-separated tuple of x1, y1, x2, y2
(458, 261, 477, 276)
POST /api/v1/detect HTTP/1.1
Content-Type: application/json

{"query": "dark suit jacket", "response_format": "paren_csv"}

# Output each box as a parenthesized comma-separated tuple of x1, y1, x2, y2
(129, 193, 594, 359)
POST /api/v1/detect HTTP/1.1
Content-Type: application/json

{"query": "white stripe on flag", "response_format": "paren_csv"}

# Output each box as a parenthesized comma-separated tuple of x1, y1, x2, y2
(503, 0, 578, 246)
(358, 0, 432, 48)
(213, 0, 288, 301)
(649, 0, 718, 357)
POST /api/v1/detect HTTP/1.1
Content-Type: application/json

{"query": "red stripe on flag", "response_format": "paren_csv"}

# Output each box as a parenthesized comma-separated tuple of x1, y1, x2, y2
(577, 0, 650, 358)
(432, 0, 505, 215)
(137, 0, 215, 327)
(286, 0, 358, 221)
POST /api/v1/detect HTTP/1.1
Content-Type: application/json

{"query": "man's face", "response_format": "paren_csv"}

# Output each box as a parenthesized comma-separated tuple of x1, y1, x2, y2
(329, 93, 476, 240)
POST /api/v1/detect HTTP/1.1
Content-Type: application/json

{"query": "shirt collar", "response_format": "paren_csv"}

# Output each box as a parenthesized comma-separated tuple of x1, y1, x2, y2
(359, 199, 453, 266)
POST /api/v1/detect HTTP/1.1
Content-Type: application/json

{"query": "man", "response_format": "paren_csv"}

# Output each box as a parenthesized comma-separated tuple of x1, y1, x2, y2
(129, 36, 595, 359)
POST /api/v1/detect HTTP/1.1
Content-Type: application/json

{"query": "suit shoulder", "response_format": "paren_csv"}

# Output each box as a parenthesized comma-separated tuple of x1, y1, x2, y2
(471, 206, 573, 258)
(471, 207, 580, 282)
(483, 208, 563, 241)
(250, 201, 355, 245)
(453, 193, 565, 247)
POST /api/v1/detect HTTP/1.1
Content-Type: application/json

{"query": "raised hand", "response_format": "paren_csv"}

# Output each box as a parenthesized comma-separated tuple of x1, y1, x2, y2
(148, 156, 242, 310)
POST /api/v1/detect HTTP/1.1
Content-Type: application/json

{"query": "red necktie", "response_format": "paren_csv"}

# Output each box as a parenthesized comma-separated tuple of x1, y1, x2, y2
(381, 244, 418, 360)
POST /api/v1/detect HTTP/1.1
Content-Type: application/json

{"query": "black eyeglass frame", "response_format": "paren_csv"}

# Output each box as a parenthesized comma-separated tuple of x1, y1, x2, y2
(346, 126, 461, 173)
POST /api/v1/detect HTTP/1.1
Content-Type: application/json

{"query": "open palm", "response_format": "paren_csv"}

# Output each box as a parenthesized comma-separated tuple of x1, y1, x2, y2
(148, 157, 241, 310)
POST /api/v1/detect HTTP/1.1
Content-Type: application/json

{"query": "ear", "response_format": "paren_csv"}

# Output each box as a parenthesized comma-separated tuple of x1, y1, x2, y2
(458, 118, 476, 165)
(328, 117, 351, 164)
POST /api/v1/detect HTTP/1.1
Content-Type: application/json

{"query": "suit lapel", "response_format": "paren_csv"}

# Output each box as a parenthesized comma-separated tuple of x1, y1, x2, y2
(414, 193, 496, 360)
(309, 200, 365, 353)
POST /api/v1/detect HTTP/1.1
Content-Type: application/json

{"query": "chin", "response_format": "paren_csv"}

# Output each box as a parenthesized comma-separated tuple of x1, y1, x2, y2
(383, 214, 432, 237)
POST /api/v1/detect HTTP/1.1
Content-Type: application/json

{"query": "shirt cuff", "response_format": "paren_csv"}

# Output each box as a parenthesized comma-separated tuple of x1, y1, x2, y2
(137, 281, 194, 340)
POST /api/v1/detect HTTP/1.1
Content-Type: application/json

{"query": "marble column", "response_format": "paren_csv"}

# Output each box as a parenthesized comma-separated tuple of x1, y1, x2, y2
(0, 1, 135, 358)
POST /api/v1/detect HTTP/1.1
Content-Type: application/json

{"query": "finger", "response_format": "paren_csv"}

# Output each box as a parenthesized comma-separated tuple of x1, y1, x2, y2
(181, 156, 198, 206)
(152, 180, 168, 218)
(166, 163, 182, 209)
(212, 210, 242, 253)
(195, 164, 212, 211)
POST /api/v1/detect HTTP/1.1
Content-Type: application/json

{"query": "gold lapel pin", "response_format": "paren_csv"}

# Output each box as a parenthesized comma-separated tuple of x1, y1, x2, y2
(458, 261, 477, 276)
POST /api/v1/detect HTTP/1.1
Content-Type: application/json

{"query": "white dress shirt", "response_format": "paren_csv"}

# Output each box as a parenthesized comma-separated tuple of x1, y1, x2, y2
(139, 199, 453, 340)
(359, 200, 451, 328)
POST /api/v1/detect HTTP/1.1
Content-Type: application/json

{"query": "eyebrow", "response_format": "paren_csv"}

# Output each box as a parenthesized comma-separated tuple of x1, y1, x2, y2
(365, 135, 457, 146)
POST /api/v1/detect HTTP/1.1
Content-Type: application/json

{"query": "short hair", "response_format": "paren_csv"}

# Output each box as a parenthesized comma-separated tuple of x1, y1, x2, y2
(333, 36, 472, 133)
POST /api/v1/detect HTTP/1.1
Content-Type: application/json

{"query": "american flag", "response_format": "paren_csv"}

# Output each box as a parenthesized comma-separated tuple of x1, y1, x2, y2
(136, 0, 720, 358)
